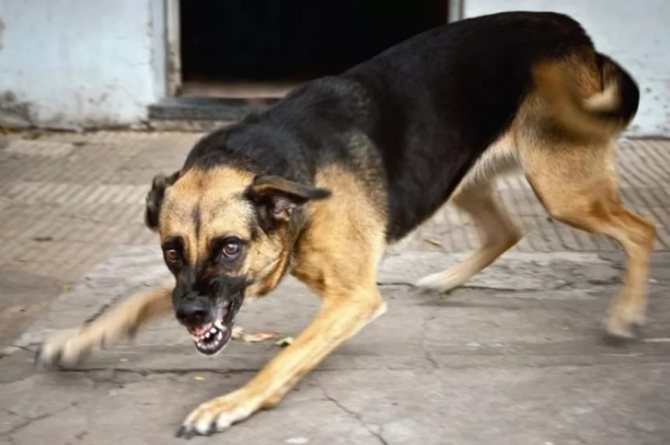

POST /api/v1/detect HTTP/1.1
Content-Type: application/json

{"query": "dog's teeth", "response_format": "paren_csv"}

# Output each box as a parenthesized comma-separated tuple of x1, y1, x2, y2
(210, 327, 217, 334)
(217, 331, 223, 340)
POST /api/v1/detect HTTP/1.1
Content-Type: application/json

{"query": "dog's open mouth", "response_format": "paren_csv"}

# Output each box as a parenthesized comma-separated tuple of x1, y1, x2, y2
(187, 318, 233, 356)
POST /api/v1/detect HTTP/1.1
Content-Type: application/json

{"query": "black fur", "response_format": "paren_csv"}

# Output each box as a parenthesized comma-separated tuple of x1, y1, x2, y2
(178, 11, 619, 240)
(145, 171, 181, 230)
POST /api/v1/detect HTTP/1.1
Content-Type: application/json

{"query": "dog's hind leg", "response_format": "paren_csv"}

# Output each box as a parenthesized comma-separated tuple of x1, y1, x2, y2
(416, 138, 522, 292)
(38, 284, 173, 366)
(520, 137, 655, 338)
(416, 180, 522, 292)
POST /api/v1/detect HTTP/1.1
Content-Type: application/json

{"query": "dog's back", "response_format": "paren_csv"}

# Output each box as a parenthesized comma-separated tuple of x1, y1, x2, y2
(251, 12, 639, 240)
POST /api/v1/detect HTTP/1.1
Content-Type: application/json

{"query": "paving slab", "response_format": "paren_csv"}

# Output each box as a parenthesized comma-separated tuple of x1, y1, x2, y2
(1, 248, 669, 444)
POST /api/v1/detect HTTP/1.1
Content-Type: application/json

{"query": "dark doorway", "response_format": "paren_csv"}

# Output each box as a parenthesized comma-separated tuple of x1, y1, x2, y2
(179, 1, 449, 98)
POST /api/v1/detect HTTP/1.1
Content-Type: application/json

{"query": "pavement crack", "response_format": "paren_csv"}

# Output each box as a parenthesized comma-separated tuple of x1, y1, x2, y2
(377, 281, 413, 288)
(457, 284, 523, 292)
(1, 408, 30, 420)
(1, 413, 50, 438)
(83, 302, 112, 324)
(0, 404, 73, 439)
(0, 343, 38, 353)
(0, 342, 39, 360)
(318, 384, 389, 445)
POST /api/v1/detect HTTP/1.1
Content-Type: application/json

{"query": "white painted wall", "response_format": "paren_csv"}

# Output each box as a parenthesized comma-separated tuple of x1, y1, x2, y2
(464, 0, 670, 137)
(0, 0, 165, 129)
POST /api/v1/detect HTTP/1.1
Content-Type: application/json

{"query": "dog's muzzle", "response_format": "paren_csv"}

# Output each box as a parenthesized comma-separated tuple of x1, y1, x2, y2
(176, 299, 234, 356)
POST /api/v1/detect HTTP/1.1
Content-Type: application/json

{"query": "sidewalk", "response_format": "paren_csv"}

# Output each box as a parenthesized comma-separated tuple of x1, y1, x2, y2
(1, 132, 669, 444)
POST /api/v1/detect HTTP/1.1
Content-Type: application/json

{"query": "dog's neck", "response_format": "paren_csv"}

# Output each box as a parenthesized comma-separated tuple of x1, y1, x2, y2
(250, 207, 308, 297)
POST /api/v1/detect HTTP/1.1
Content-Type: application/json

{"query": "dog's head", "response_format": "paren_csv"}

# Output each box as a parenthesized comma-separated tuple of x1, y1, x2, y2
(145, 166, 329, 355)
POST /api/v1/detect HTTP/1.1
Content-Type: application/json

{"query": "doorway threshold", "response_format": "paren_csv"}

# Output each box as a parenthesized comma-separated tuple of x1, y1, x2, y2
(149, 97, 276, 121)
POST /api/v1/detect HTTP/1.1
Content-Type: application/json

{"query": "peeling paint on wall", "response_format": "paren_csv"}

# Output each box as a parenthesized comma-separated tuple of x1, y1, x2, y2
(0, 0, 165, 129)
(0, 91, 35, 127)
(0, 16, 5, 49)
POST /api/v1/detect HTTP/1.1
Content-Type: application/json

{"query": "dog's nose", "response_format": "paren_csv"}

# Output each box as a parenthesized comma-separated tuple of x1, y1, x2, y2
(176, 299, 210, 326)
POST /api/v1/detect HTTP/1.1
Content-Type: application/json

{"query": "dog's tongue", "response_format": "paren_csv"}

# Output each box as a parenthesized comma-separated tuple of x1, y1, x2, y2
(189, 322, 213, 337)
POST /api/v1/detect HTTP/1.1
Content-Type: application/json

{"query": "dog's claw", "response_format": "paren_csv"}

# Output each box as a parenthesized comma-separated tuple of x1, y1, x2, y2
(175, 424, 208, 440)
(33, 346, 43, 368)
(127, 326, 139, 340)
(38, 346, 63, 369)
(175, 426, 190, 439)
(177, 390, 259, 438)
(206, 424, 217, 436)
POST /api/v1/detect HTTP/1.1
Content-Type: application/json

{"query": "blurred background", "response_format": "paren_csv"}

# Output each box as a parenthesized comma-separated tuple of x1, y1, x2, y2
(0, 0, 668, 135)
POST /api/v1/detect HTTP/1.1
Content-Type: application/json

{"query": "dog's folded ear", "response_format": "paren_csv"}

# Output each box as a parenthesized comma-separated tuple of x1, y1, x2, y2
(246, 175, 331, 227)
(145, 171, 181, 231)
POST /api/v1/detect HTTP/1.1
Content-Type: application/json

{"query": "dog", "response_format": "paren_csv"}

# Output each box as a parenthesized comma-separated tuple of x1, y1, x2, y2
(38, 11, 655, 437)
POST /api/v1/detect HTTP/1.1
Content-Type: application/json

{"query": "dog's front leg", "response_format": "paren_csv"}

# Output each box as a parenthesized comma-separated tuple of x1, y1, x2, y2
(38, 284, 173, 367)
(177, 286, 386, 437)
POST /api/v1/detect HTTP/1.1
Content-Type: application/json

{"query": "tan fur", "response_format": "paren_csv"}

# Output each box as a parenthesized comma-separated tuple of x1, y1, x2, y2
(293, 164, 387, 293)
(458, 131, 519, 189)
(161, 167, 256, 264)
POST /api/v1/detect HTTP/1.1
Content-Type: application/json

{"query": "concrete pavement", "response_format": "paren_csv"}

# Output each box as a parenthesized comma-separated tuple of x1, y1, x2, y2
(1, 132, 669, 444)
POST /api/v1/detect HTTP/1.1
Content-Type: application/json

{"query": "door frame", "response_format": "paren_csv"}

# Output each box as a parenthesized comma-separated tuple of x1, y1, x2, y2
(448, 0, 464, 22)
(165, 0, 182, 96)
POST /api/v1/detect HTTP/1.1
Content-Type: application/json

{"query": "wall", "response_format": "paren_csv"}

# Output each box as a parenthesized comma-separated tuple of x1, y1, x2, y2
(0, 1, 667, 134)
(0, 0, 165, 129)
(464, 0, 670, 137)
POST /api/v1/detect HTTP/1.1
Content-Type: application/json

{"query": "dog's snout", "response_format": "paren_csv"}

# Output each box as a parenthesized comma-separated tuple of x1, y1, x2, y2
(176, 298, 210, 326)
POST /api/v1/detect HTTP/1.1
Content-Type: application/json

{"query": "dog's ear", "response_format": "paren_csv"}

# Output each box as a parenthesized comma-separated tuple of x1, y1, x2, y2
(246, 175, 331, 227)
(145, 171, 181, 231)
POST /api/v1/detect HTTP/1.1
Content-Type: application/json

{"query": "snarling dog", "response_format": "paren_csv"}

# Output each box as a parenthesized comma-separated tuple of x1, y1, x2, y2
(39, 12, 654, 437)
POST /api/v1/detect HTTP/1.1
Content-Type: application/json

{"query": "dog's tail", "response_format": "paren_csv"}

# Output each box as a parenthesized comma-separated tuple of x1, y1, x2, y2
(533, 53, 640, 141)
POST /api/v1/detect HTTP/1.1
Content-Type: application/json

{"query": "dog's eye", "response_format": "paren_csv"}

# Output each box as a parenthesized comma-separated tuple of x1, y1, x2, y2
(164, 248, 180, 264)
(222, 241, 240, 259)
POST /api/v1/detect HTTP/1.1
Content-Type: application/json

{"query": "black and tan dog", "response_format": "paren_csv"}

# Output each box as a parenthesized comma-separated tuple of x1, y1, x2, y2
(39, 11, 654, 437)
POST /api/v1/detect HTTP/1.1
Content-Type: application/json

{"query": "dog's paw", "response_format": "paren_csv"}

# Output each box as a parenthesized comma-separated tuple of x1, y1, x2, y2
(605, 305, 645, 339)
(414, 270, 464, 293)
(37, 329, 92, 368)
(176, 390, 259, 438)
